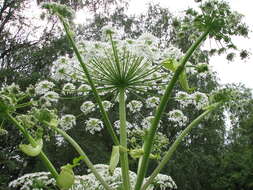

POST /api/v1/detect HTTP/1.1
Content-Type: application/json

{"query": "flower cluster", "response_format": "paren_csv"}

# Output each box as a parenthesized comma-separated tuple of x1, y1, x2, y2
(146, 97, 160, 108)
(176, 91, 209, 110)
(59, 114, 76, 130)
(9, 164, 177, 190)
(168, 110, 188, 127)
(62, 83, 76, 95)
(35, 80, 55, 95)
(85, 118, 104, 134)
(127, 100, 143, 113)
(80, 101, 95, 115)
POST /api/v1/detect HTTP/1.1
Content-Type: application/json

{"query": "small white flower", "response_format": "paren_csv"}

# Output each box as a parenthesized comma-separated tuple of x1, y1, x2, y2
(192, 91, 209, 110)
(141, 116, 160, 129)
(43, 91, 59, 103)
(146, 96, 160, 108)
(138, 32, 158, 46)
(85, 118, 103, 134)
(102, 100, 113, 111)
(77, 84, 91, 96)
(175, 91, 193, 108)
(80, 101, 95, 114)
(59, 114, 76, 130)
(62, 83, 76, 95)
(168, 110, 188, 127)
(161, 46, 183, 61)
(35, 80, 55, 95)
(113, 120, 133, 134)
(127, 100, 143, 113)
(101, 24, 117, 40)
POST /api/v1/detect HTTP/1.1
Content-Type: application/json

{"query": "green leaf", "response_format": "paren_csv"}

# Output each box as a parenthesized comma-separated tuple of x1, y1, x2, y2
(49, 118, 58, 128)
(162, 59, 176, 72)
(202, 102, 222, 111)
(57, 164, 75, 190)
(129, 149, 144, 159)
(72, 156, 85, 167)
(19, 139, 43, 157)
(162, 58, 194, 93)
(109, 146, 120, 175)
(178, 68, 195, 93)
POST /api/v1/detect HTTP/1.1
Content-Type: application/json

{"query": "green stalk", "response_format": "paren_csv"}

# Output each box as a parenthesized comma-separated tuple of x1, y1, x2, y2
(7, 113, 59, 179)
(141, 103, 221, 190)
(109, 33, 121, 77)
(134, 29, 210, 190)
(119, 88, 131, 190)
(59, 16, 119, 145)
(54, 127, 112, 190)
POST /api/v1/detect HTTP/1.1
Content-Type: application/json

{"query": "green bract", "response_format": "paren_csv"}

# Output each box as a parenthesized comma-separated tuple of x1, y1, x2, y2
(56, 164, 75, 190)
(109, 146, 120, 175)
(19, 138, 43, 157)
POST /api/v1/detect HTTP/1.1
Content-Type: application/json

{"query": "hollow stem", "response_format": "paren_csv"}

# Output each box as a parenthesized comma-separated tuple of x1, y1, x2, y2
(134, 29, 210, 190)
(119, 88, 131, 190)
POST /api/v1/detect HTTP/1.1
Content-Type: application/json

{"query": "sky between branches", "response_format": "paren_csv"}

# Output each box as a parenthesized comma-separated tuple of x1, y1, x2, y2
(125, 0, 253, 91)
(27, 0, 253, 91)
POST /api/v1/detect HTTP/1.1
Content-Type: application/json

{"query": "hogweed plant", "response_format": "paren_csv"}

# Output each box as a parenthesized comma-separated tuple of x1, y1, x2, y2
(0, 1, 250, 190)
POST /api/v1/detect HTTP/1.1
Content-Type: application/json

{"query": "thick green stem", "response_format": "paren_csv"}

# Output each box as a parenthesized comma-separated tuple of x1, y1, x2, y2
(59, 16, 119, 145)
(119, 88, 131, 190)
(7, 114, 59, 179)
(134, 30, 210, 190)
(141, 103, 221, 190)
(54, 127, 112, 190)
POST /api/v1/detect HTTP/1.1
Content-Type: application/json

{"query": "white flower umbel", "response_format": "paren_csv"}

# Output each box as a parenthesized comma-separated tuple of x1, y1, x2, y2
(161, 46, 183, 61)
(35, 80, 55, 95)
(52, 56, 77, 81)
(85, 118, 103, 134)
(138, 32, 159, 46)
(168, 110, 188, 127)
(153, 174, 178, 190)
(127, 100, 143, 113)
(141, 116, 161, 129)
(80, 101, 95, 115)
(102, 100, 113, 111)
(51, 36, 176, 98)
(175, 91, 193, 108)
(146, 97, 160, 108)
(59, 114, 76, 131)
(101, 24, 117, 41)
(2, 83, 20, 94)
(192, 92, 209, 110)
(77, 84, 91, 96)
(114, 120, 133, 134)
(43, 91, 59, 103)
(62, 83, 76, 95)
(55, 134, 65, 146)
(9, 165, 177, 190)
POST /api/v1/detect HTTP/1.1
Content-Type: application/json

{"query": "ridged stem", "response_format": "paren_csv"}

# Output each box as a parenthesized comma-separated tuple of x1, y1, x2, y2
(119, 88, 131, 190)
(134, 29, 210, 190)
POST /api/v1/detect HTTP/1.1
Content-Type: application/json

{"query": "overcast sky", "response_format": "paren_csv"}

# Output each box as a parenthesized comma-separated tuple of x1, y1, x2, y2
(126, 0, 253, 90)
